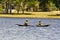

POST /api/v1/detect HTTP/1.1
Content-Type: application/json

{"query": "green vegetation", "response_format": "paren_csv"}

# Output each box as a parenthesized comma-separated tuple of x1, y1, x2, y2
(0, 0, 59, 14)
(0, 4, 2, 12)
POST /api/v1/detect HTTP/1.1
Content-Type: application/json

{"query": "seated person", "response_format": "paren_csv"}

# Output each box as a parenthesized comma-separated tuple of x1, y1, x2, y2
(37, 21, 42, 26)
(24, 19, 28, 26)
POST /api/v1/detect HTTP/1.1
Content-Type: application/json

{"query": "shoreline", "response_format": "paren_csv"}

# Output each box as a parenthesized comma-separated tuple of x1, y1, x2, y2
(0, 15, 60, 19)
(0, 11, 60, 19)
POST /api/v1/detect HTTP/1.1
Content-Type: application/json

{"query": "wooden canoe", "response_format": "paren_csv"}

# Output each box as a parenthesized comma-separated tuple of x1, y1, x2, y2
(16, 24, 50, 27)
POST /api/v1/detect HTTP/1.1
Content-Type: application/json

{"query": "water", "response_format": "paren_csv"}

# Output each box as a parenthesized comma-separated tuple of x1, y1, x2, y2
(0, 18, 60, 40)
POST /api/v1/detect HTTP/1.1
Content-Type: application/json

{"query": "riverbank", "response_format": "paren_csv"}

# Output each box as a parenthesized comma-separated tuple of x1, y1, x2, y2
(0, 11, 60, 18)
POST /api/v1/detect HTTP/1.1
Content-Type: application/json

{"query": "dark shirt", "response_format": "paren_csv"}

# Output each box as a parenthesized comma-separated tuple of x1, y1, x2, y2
(24, 22, 28, 26)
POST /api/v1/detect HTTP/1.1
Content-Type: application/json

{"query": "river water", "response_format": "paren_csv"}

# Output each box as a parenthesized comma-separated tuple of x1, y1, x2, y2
(0, 18, 60, 40)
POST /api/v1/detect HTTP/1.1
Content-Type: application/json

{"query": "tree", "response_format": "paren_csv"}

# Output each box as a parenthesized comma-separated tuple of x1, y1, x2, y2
(0, 4, 2, 13)
(39, 0, 50, 11)
(15, 0, 28, 14)
(27, 0, 39, 11)
(15, 0, 21, 14)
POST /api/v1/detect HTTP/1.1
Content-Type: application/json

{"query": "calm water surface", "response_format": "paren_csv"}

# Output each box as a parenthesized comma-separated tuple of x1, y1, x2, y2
(0, 18, 60, 40)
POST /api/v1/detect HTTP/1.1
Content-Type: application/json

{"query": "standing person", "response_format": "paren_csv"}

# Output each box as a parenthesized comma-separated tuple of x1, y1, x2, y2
(24, 19, 29, 26)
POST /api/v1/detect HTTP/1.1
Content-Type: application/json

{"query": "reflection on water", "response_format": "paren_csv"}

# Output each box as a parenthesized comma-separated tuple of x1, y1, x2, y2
(0, 18, 60, 40)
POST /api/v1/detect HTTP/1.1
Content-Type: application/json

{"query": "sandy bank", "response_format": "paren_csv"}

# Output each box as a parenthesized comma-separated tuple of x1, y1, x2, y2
(0, 11, 60, 18)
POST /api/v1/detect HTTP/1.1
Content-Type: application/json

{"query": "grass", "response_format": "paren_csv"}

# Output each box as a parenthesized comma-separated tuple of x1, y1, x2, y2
(48, 14, 60, 16)
(0, 11, 60, 18)
(0, 13, 33, 15)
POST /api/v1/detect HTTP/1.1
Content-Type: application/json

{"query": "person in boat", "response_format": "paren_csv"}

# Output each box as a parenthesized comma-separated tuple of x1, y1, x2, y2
(37, 21, 42, 26)
(24, 19, 29, 26)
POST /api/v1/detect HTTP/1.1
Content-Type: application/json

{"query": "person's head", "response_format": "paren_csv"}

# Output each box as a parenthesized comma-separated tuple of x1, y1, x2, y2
(39, 21, 41, 23)
(26, 19, 28, 22)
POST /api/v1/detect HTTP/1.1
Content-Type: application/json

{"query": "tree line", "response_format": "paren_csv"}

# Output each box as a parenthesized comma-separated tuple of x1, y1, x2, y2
(0, 0, 59, 14)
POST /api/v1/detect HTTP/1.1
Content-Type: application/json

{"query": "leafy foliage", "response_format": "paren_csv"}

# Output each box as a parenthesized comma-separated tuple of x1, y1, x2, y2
(0, 0, 59, 13)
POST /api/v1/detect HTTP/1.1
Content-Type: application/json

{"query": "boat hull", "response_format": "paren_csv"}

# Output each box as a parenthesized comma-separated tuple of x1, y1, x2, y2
(16, 24, 50, 27)
(36, 25, 50, 27)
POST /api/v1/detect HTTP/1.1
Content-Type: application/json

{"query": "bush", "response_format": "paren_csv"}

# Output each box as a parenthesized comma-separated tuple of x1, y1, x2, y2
(0, 5, 2, 13)
(48, 2, 57, 11)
